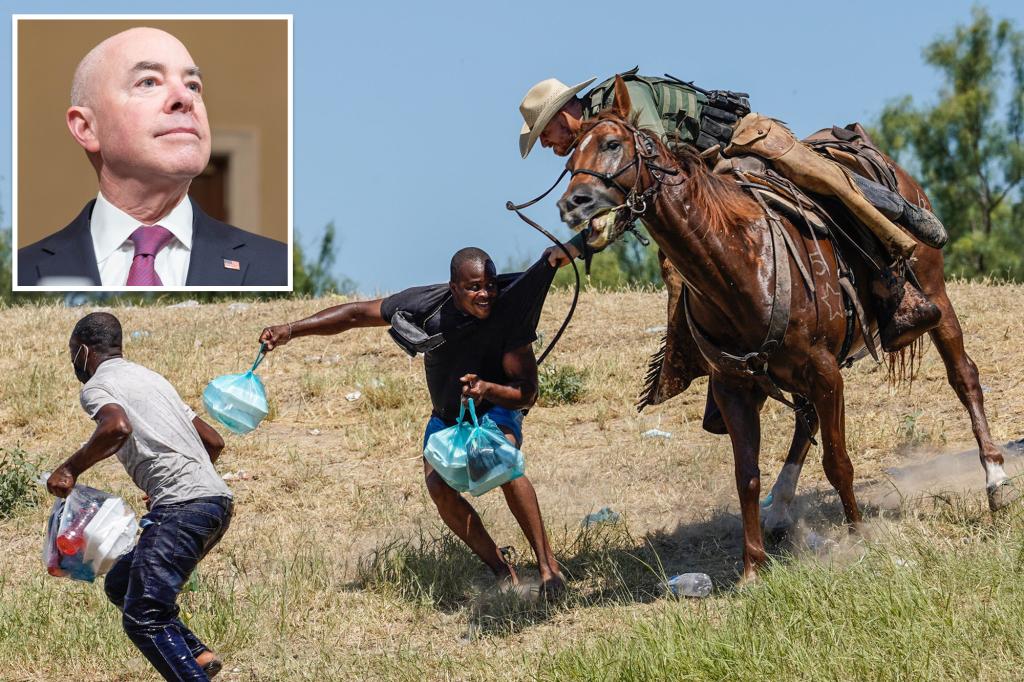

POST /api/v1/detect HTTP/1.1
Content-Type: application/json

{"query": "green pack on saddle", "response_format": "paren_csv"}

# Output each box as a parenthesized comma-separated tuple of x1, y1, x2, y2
(584, 67, 750, 152)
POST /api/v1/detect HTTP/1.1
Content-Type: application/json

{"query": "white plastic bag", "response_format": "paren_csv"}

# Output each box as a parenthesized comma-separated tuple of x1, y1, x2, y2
(43, 484, 139, 582)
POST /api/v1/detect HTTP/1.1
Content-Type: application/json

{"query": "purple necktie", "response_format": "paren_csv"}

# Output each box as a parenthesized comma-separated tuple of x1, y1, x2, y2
(126, 225, 174, 286)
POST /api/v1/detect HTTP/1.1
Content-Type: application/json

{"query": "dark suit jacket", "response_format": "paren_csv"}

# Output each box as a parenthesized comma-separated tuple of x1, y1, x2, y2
(18, 199, 289, 287)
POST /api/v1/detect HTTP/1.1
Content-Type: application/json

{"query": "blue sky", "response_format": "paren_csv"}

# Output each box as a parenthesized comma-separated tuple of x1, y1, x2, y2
(2, 0, 1022, 293)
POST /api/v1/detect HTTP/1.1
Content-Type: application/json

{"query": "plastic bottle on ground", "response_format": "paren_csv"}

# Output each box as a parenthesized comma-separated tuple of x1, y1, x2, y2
(666, 572, 713, 598)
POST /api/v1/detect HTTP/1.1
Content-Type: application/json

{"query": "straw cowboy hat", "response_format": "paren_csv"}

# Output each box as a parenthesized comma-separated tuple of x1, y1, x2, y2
(519, 77, 595, 158)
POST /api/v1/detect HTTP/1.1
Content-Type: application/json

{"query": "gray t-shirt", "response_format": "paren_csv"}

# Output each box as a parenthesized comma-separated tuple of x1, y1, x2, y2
(79, 358, 232, 507)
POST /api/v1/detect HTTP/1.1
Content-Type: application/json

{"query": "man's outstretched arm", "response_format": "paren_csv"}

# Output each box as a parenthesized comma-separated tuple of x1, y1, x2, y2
(260, 299, 388, 350)
(47, 403, 132, 497)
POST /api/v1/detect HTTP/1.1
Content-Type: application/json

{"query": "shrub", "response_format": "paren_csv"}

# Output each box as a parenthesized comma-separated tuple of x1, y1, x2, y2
(538, 364, 587, 406)
(0, 447, 43, 518)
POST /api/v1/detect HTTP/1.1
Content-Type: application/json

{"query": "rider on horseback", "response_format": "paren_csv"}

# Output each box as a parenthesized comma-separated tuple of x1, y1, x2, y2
(518, 69, 948, 364)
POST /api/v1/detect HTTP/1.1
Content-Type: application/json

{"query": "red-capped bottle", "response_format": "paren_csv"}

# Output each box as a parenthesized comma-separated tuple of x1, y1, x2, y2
(56, 501, 99, 555)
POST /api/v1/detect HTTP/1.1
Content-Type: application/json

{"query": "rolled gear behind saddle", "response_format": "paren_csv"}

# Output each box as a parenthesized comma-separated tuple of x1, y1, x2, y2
(723, 113, 919, 260)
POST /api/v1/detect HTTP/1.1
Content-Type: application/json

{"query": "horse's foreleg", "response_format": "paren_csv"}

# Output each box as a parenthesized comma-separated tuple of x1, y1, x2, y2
(711, 376, 768, 584)
(809, 356, 862, 526)
(925, 288, 1016, 509)
(763, 396, 820, 538)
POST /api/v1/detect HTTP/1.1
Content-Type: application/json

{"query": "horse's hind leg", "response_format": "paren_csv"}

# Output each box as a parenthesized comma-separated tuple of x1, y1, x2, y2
(711, 377, 768, 584)
(763, 396, 821, 539)
(924, 284, 1017, 509)
(809, 355, 862, 526)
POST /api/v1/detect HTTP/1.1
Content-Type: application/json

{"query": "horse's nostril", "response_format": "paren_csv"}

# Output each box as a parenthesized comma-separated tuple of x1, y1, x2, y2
(571, 193, 592, 208)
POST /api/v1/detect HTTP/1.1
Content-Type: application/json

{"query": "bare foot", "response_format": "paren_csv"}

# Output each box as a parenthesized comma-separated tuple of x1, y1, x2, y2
(539, 573, 566, 601)
(196, 650, 223, 678)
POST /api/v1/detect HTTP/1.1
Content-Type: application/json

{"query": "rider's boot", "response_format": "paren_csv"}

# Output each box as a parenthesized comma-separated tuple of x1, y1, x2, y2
(872, 266, 942, 352)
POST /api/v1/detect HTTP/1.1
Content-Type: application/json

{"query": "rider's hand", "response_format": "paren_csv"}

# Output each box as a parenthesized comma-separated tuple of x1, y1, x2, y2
(259, 324, 291, 351)
(47, 465, 76, 498)
(544, 242, 581, 268)
(460, 374, 490, 403)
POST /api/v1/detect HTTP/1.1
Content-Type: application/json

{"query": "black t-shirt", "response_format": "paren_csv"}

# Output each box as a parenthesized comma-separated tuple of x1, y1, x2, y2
(380, 257, 556, 421)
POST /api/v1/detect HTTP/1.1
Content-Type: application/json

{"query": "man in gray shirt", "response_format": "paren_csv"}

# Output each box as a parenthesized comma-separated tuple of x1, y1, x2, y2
(47, 312, 232, 680)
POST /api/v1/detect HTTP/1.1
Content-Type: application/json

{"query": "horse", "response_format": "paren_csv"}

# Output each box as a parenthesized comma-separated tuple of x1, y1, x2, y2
(557, 76, 1015, 582)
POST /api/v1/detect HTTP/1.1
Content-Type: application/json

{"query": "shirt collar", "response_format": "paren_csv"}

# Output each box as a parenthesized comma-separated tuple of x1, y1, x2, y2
(91, 193, 194, 262)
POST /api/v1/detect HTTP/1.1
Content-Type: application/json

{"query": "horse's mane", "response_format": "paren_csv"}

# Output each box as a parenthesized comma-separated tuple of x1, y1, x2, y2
(578, 113, 762, 234)
(665, 139, 763, 234)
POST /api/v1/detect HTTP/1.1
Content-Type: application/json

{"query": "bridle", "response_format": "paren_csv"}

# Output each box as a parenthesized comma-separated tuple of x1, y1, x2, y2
(567, 118, 682, 244)
(503, 115, 680, 363)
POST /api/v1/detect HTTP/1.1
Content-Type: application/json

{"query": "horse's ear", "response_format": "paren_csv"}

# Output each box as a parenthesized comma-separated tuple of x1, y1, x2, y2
(612, 75, 632, 120)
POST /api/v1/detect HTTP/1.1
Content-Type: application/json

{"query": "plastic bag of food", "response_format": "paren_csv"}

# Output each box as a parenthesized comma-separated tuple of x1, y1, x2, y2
(203, 344, 269, 434)
(423, 400, 475, 493)
(465, 413, 525, 497)
(43, 484, 139, 582)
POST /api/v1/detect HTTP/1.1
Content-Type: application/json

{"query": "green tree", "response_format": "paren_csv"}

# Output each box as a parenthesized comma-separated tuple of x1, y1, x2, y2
(293, 221, 355, 296)
(873, 7, 1024, 279)
(553, 223, 663, 289)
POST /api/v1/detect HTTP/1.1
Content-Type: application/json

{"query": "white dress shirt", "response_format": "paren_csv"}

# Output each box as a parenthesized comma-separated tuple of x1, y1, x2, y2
(91, 193, 194, 286)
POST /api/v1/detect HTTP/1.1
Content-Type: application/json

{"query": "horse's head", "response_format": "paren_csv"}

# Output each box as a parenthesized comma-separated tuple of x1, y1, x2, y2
(558, 76, 659, 251)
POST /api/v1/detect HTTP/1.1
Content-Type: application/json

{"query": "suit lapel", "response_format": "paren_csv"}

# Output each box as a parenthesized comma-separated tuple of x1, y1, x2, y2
(36, 202, 102, 285)
(185, 201, 250, 286)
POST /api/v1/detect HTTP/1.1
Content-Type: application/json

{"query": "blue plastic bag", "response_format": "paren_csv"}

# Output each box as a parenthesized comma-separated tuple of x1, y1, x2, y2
(423, 400, 475, 493)
(423, 399, 525, 497)
(465, 410, 525, 497)
(203, 344, 269, 434)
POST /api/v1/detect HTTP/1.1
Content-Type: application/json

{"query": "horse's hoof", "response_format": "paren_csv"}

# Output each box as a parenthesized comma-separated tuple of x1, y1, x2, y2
(988, 480, 1021, 512)
(736, 571, 760, 589)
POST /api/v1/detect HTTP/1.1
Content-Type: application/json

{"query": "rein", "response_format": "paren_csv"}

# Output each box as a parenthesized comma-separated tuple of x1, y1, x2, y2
(505, 171, 582, 366)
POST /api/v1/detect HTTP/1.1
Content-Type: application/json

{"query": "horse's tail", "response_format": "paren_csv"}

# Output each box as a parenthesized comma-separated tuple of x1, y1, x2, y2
(673, 146, 762, 233)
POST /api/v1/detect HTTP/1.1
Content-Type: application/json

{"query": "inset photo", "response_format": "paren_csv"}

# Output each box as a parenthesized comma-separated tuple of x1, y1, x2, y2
(13, 15, 292, 290)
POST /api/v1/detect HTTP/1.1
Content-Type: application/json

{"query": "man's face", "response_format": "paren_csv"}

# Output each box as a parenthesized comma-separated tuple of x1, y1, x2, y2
(539, 109, 578, 157)
(451, 259, 498, 320)
(77, 28, 211, 183)
(69, 338, 92, 385)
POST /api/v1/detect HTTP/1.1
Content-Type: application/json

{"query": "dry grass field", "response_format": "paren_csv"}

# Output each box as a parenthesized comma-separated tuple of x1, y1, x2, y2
(1, 282, 1023, 681)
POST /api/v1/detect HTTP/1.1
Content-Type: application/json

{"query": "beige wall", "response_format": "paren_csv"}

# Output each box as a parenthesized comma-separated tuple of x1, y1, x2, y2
(17, 19, 289, 247)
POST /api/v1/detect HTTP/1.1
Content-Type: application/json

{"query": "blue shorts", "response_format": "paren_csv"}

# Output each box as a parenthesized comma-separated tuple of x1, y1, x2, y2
(423, 405, 525, 450)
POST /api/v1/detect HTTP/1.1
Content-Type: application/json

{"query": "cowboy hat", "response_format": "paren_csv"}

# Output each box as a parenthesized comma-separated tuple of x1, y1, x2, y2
(519, 77, 595, 158)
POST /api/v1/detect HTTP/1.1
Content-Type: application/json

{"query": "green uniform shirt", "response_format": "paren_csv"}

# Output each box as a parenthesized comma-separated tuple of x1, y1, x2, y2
(582, 73, 705, 149)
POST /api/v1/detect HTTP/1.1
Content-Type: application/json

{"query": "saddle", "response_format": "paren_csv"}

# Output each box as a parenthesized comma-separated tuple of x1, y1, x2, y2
(637, 124, 891, 412)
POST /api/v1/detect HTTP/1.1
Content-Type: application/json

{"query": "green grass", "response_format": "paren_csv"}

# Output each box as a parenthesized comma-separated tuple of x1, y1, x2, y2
(539, 504, 1024, 681)
(0, 447, 43, 519)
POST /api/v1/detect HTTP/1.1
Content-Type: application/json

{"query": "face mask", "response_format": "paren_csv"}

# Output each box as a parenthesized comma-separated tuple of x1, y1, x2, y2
(72, 344, 91, 384)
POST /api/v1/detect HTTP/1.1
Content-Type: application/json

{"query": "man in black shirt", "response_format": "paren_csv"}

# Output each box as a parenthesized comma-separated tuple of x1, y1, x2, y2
(260, 248, 565, 597)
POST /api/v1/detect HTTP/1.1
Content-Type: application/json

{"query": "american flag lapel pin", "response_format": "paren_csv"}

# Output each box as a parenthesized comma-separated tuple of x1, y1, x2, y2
(223, 259, 241, 270)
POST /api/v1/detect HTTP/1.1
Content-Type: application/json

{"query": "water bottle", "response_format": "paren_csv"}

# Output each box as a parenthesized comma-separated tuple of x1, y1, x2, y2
(666, 573, 713, 598)
(56, 501, 99, 555)
(467, 444, 499, 481)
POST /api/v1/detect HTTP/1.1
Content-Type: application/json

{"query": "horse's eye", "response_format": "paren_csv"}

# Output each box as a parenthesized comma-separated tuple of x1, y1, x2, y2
(606, 140, 621, 151)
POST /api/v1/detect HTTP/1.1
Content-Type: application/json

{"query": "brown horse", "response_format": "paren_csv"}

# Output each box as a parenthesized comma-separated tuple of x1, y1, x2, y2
(557, 76, 1015, 582)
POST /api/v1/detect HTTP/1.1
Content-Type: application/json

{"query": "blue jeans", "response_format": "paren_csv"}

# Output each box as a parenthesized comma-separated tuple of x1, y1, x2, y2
(104, 496, 233, 681)
(423, 405, 525, 450)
